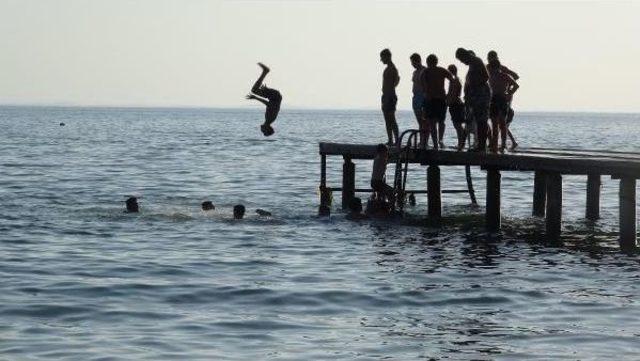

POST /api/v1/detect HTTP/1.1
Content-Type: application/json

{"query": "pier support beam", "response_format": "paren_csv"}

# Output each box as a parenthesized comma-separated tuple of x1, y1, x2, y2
(586, 174, 601, 220)
(533, 171, 547, 217)
(486, 168, 501, 232)
(619, 177, 637, 251)
(427, 165, 441, 220)
(545, 173, 563, 241)
(341, 158, 355, 209)
(320, 154, 331, 208)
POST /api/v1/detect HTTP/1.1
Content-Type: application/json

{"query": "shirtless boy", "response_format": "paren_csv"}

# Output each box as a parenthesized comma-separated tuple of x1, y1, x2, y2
(421, 54, 453, 150)
(447, 64, 467, 150)
(380, 49, 400, 145)
(456, 48, 491, 151)
(246, 63, 282, 137)
(487, 59, 519, 152)
(410, 53, 428, 147)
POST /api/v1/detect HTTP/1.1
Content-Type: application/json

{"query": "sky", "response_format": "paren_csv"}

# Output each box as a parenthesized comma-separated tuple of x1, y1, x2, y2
(0, 0, 639, 112)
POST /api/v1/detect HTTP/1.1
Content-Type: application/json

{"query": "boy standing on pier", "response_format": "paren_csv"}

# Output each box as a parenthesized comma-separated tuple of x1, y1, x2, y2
(410, 53, 428, 148)
(488, 50, 520, 150)
(456, 48, 491, 152)
(447, 64, 467, 150)
(421, 54, 454, 150)
(380, 49, 400, 145)
(488, 59, 519, 152)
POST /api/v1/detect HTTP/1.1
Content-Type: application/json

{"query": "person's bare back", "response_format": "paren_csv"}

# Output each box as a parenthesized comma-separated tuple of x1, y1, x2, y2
(382, 64, 399, 95)
(422, 66, 452, 100)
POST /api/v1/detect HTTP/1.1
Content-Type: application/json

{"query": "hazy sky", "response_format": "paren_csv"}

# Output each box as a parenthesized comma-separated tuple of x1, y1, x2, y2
(1, 1, 639, 112)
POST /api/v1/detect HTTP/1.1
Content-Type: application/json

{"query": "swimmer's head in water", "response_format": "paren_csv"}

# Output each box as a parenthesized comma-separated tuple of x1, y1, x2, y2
(380, 48, 392, 64)
(201, 201, 215, 211)
(233, 204, 245, 219)
(125, 197, 139, 213)
(348, 197, 363, 213)
(261, 124, 275, 137)
(426, 54, 438, 67)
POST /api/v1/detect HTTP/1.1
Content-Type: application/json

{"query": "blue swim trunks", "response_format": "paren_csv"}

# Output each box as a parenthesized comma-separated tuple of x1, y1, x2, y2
(412, 93, 425, 112)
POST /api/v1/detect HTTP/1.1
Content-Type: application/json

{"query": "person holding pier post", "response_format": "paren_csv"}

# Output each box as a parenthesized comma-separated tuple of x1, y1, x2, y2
(410, 53, 428, 148)
(246, 63, 282, 137)
(447, 64, 467, 151)
(380, 49, 400, 145)
(371, 144, 395, 206)
(488, 59, 519, 152)
(456, 48, 491, 152)
(421, 54, 454, 150)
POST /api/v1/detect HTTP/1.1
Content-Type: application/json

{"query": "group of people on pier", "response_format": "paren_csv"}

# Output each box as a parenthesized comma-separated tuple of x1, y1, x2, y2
(380, 48, 520, 153)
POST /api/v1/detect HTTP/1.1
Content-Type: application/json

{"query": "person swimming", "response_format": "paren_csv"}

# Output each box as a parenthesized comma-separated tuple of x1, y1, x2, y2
(125, 197, 139, 213)
(201, 201, 215, 211)
(246, 63, 282, 136)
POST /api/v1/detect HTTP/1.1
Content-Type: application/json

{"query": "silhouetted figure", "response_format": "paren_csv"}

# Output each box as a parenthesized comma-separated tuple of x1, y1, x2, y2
(371, 144, 395, 205)
(59, 122, 65, 126)
(456, 48, 491, 152)
(246, 63, 282, 136)
(318, 204, 331, 217)
(488, 50, 520, 149)
(346, 197, 368, 221)
(233, 204, 246, 219)
(380, 49, 400, 145)
(487, 59, 519, 152)
(256, 209, 271, 217)
(447, 64, 467, 150)
(201, 201, 215, 211)
(408, 192, 416, 207)
(410, 53, 428, 147)
(125, 197, 139, 213)
(422, 54, 454, 150)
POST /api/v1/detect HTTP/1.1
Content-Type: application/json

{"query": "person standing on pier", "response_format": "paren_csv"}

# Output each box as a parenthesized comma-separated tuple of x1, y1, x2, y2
(488, 50, 520, 150)
(487, 59, 519, 152)
(246, 63, 282, 137)
(421, 54, 454, 150)
(380, 49, 400, 145)
(456, 48, 491, 151)
(447, 64, 467, 150)
(410, 53, 428, 148)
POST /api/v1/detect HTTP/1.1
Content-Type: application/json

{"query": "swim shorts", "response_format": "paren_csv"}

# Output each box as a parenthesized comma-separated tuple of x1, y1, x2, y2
(466, 85, 491, 124)
(412, 93, 425, 113)
(449, 102, 466, 124)
(381, 94, 397, 112)
(490, 94, 509, 118)
(424, 98, 447, 121)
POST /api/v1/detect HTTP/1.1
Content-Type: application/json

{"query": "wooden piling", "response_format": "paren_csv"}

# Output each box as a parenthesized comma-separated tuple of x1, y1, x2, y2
(533, 171, 547, 217)
(586, 174, 601, 220)
(320, 154, 330, 207)
(486, 169, 501, 232)
(342, 158, 355, 209)
(619, 177, 637, 251)
(545, 173, 562, 240)
(427, 165, 441, 220)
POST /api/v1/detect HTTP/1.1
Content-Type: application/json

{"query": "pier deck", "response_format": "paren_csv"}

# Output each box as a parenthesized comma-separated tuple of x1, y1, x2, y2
(319, 142, 640, 251)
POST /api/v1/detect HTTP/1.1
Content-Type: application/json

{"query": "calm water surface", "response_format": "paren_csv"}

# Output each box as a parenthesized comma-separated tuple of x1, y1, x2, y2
(1, 106, 640, 360)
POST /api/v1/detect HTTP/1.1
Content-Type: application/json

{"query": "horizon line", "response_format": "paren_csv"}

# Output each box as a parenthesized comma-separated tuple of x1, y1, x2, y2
(0, 103, 638, 115)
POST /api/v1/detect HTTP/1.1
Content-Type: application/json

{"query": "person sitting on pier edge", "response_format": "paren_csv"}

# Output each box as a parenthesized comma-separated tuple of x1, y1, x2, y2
(380, 48, 400, 145)
(410, 53, 428, 148)
(125, 197, 139, 213)
(487, 59, 519, 152)
(447, 64, 467, 150)
(371, 144, 395, 206)
(346, 197, 368, 221)
(422, 54, 454, 150)
(246, 63, 282, 137)
(456, 48, 491, 152)
(233, 204, 246, 220)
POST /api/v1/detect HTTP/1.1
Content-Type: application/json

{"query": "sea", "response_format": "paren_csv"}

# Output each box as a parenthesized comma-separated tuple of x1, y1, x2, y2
(1, 106, 640, 360)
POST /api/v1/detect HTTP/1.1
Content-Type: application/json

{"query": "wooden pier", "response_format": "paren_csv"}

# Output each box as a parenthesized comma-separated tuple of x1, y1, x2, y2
(319, 142, 640, 251)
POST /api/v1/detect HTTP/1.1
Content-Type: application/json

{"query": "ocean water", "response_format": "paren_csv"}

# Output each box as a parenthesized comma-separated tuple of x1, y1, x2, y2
(1, 106, 640, 360)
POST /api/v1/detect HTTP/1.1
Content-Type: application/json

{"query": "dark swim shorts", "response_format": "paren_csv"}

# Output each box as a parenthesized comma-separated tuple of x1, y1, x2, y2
(490, 94, 509, 118)
(424, 98, 447, 121)
(449, 102, 466, 124)
(381, 94, 398, 112)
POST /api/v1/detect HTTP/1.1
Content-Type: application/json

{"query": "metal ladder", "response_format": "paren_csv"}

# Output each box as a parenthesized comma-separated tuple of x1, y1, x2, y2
(392, 129, 478, 214)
